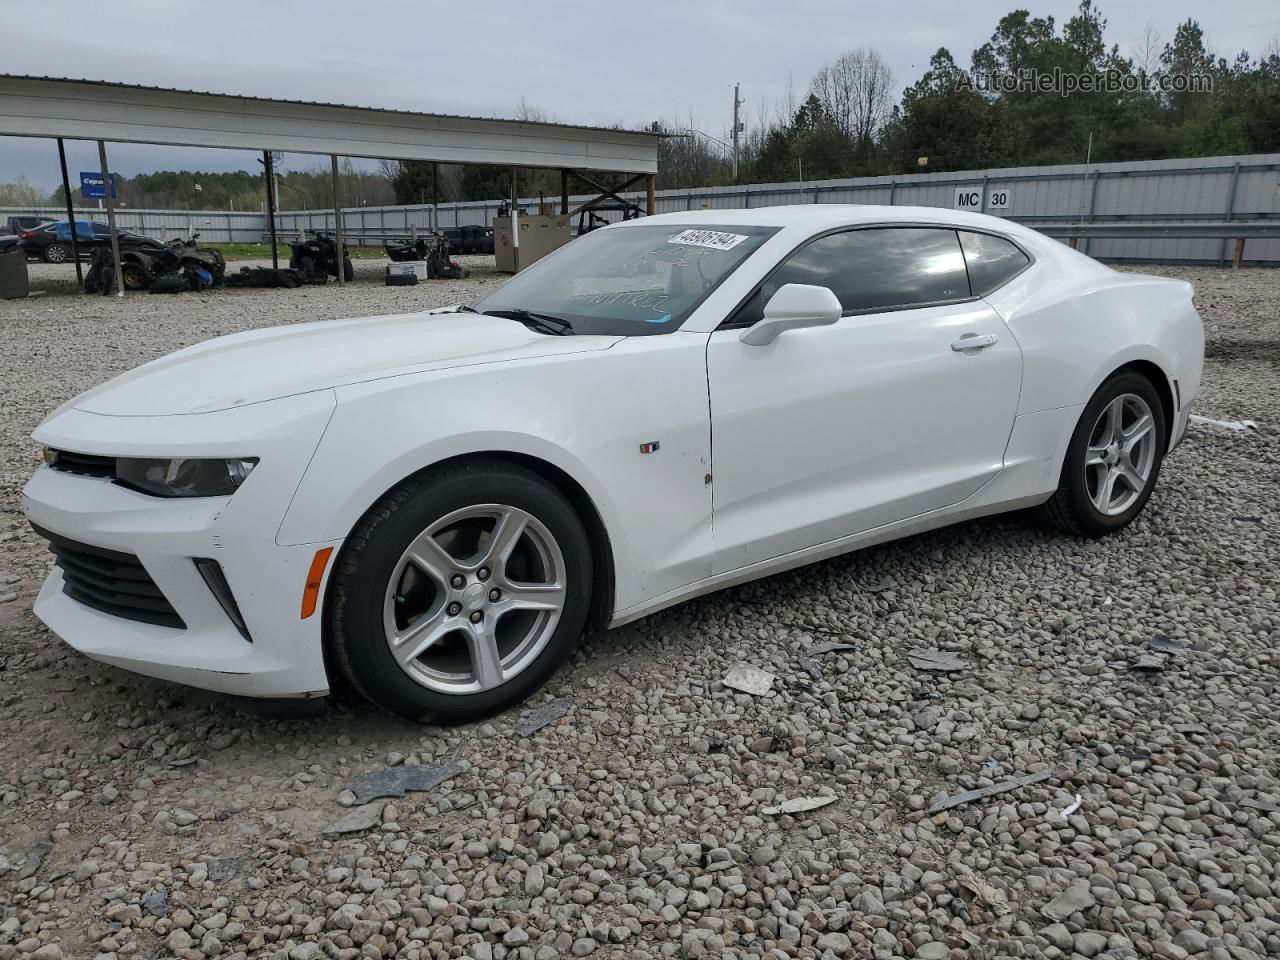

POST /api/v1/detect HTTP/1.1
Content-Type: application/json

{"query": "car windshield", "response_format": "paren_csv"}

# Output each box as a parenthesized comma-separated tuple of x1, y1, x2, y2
(471, 223, 779, 336)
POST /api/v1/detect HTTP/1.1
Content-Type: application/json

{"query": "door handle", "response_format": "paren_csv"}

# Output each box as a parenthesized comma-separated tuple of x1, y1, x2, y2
(951, 333, 998, 352)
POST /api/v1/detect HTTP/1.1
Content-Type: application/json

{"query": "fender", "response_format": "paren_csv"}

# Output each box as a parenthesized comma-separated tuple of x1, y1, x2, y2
(988, 271, 1200, 419)
(277, 335, 716, 613)
(278, 426, 619, 551)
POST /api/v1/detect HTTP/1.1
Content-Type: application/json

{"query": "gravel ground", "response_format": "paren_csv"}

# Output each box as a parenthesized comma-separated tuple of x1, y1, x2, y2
(0, 260, 1277, 960)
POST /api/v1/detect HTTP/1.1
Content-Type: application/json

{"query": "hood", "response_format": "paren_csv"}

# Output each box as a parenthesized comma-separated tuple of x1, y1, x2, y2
(70, 310, 621, 416)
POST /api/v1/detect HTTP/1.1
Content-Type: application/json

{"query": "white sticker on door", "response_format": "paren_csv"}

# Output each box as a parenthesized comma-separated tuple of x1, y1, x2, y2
(667, 229, 748, 251)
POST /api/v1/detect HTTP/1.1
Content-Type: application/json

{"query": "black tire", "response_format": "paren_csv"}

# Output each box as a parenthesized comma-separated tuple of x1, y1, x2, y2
(43, 243, 69, 264)
(328, 460, 593, 723)
(342, 257, 354, 282)
(1037, 370, 1167, 538)
(121, 261, 150, 291)
(385, 273, 418, 286)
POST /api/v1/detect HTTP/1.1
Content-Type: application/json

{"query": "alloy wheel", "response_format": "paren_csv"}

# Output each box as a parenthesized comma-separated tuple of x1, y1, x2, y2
(1084, 393, 1157, 516)
(382, 504, 566, 694)
(45, 245, 67, 263)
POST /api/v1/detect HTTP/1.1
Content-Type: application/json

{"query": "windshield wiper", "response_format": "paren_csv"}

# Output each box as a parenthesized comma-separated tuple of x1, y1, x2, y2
(482, 308, 574, 336)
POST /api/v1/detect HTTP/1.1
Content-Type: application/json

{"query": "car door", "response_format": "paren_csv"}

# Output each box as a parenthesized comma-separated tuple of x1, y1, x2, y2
(706, 226, 1023, 574)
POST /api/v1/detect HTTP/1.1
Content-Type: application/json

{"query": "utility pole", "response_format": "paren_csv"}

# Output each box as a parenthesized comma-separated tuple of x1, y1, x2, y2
(55, 138, 83, 287)
(261, 151, 279, 270)
(96, 140, 125, 298)
(731, 83, 743, 182)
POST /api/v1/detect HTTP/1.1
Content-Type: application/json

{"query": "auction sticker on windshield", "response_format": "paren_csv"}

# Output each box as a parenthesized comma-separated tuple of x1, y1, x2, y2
(667, 229, 749, 251)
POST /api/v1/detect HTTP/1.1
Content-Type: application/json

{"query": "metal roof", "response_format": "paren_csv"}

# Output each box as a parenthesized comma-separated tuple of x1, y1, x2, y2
(0, 75, 659, 173)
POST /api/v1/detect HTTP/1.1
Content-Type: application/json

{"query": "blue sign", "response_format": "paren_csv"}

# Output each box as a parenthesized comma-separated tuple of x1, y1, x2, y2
(80, 172, 117, 199)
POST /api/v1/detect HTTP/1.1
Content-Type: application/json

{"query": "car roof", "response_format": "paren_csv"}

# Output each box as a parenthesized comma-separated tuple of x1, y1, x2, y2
(616, 204, 1040, 241)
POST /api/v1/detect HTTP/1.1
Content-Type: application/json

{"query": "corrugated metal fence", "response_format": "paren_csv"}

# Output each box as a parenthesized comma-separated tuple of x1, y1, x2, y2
(6, 152, 1279, 264)
(0, 206, 266, 243)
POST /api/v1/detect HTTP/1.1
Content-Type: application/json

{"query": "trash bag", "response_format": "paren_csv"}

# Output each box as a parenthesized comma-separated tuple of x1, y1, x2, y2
(224, 266, 304, 289)
(149, 273, 190, 294)
(296, 255, 327, 285)
(438, 259, 468, 280)
(83, 248, 116, 295)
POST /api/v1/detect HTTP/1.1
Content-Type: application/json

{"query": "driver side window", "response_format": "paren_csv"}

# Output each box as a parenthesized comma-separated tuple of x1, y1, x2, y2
(728, 227, 972, 327)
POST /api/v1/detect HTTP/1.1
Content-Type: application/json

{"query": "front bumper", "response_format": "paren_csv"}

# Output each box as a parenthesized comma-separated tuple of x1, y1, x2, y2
(21, 393, 340, 699)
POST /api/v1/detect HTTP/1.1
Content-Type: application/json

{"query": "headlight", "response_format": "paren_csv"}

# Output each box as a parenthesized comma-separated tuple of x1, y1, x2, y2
(115, 457, 258, 498)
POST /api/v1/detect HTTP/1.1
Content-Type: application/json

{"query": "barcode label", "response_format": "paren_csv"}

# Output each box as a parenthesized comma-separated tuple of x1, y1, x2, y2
(667, 229, 748, 251)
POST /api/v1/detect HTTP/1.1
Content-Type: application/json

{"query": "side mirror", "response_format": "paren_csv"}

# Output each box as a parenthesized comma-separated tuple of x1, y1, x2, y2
(739, 283, 843, 346)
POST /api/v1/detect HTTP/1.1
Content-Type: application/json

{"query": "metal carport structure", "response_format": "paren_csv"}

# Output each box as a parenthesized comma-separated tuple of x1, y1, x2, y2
(0, 75, 662, 292)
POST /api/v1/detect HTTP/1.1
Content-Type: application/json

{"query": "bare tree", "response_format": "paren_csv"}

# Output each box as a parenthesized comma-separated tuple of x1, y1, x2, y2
(514, 97, 554, 124)
(811, 48, 895, 144)
(653, 111, 729, 189)
(1134, 24, 1163, 79)
(0, 176, 46, 207)
(378, 159, 402, 185)
(1262, 31, 1280, 61)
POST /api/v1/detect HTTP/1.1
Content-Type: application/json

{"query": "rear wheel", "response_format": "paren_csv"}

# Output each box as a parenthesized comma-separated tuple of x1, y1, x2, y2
(329, 460, 592, 722)
(43, 243, 69, 264)
(1038, 371, 1167, 537)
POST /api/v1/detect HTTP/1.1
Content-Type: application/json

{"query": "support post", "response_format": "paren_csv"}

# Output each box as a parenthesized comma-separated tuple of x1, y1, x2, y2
(263, 150, 279, 269)
(1218, 162, 1240, 267)
(560, 169, 569, 215)
(510, 167, 521, 273)
(1081, 170, 1099, 256)
(96, 140, 124, 298)
(432, 162, 440, 234)
(331, 155, 344, 287)
(646, 174, 657, 215)
(731, 82, 741, 182)
(1233, 238, 1245, 270)
(56, 138, 83, 287)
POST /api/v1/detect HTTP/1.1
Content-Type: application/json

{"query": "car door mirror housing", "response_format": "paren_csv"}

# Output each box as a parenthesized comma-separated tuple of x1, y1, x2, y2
(739, 283, 843, 346)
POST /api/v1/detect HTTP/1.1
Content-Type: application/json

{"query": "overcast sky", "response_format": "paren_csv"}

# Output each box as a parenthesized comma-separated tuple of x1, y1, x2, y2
(2, 0, 1277, 194)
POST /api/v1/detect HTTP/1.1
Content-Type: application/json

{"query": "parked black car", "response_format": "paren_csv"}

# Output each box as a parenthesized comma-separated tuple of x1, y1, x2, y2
(437, 225, 495, 255)
(17, 220, 153, 264)
(460, 224, 495, 254)
(5, 215, 54, 236)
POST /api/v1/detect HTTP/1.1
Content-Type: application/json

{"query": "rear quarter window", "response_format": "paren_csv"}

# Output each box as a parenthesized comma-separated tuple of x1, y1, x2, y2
(959, 231, 1031, 295)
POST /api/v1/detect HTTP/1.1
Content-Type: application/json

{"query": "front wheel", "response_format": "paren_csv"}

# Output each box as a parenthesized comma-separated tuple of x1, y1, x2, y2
(121, 261, 150, 290)
(1037, 370, 1167, 537)
(328, 460, 593, 722)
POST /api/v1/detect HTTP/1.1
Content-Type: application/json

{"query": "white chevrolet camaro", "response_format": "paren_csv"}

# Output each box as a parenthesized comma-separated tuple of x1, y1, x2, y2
(23, 206, 1204, 721)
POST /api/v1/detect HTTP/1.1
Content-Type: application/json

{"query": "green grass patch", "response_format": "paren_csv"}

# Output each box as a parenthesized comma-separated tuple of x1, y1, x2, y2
(204, 242, 387, 261)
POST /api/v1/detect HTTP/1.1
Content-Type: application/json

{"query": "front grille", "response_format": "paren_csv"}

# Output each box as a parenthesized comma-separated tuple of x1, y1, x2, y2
(47, 449, 116, 479)
(31, 524, 185, 629)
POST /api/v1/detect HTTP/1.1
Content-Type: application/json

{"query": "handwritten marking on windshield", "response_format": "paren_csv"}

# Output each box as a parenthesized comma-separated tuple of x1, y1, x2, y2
(568, 291, 670, 313)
